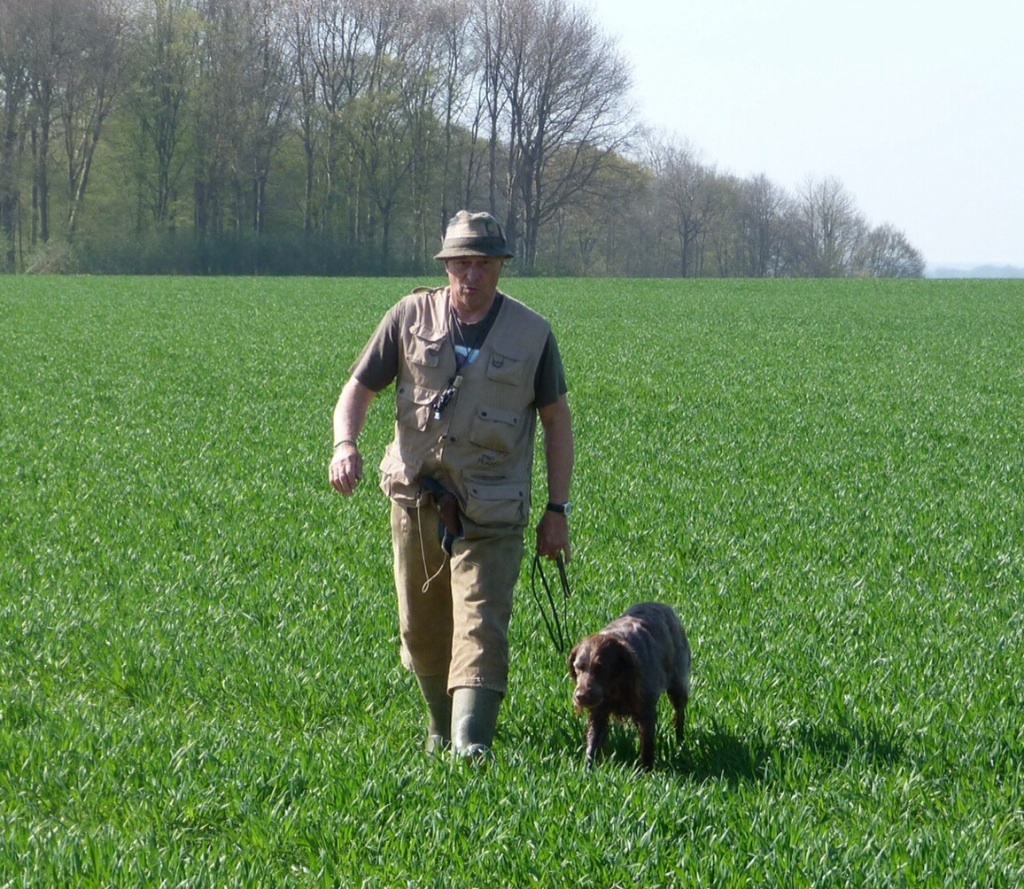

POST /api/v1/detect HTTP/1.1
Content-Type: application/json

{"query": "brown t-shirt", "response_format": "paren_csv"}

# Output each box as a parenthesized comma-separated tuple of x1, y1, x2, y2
(351, 292, 568, 408)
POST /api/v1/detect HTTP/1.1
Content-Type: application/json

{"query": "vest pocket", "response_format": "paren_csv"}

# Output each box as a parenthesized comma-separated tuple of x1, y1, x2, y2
(485, 349, 526, 386)
(408, 329, 445, 368)
(379, 445, 420, 506)
(468, 405, 522, 453)
(463, 479, 529, 529)
(396, 382, 438, 431)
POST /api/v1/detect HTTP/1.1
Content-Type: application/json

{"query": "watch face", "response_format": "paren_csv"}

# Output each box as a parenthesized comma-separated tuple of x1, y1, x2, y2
(562, 501, 573, 516)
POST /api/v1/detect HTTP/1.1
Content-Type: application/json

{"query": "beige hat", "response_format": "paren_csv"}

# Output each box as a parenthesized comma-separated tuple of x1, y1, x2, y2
(434, 210, 514, 260)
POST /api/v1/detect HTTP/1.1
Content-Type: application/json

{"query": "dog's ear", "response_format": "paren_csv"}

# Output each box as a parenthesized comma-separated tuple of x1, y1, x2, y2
(567, 643, 580, 680)
(606, 639, 642, 702)
(623, 643, 644, 703)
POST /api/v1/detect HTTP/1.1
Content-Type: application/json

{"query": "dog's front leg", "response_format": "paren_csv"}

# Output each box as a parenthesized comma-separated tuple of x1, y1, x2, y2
(636, 707, 658, 770)
(585, 713, 609, 769)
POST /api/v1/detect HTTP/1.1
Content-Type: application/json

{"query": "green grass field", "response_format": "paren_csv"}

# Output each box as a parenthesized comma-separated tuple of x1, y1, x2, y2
(2, 276, 1022, 887)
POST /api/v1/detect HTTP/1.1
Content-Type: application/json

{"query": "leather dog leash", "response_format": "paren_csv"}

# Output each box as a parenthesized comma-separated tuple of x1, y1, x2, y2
(530, 552, 572, 654)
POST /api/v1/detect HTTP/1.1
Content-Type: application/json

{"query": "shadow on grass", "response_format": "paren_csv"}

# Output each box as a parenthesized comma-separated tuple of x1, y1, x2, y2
(667, 723, 763, 785)
(533, 711, 761, 781)
(535, 710, 907, 784)
(787, 714, 907, 769)
(665, 713, 907, 784)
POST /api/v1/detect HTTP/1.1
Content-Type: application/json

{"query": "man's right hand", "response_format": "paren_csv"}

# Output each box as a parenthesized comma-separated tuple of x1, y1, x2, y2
(329, 444, 363, 495)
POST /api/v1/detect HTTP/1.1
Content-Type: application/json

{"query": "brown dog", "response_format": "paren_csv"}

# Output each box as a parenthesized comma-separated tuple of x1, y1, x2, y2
(568, 602, 691, 770)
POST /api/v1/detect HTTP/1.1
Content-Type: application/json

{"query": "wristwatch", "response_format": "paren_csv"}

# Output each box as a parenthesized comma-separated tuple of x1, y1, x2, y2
(545, 501, 573, 517)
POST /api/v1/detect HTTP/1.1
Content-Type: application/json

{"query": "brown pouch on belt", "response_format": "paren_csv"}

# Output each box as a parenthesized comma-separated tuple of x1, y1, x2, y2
(420, 478, 463, 555)
(436, 491, 463, 542)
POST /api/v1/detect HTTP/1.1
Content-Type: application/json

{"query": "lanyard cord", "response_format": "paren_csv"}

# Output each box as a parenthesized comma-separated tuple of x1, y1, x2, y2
(450, 306, 483, 372)
(448, 292, 502, 372)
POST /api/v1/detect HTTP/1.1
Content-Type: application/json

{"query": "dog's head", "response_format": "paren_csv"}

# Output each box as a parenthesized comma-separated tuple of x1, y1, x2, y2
(568, 634, 640, 712)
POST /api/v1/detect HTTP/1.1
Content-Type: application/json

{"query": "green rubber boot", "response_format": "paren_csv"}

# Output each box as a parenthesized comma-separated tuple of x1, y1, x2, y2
(416, 675, 452, 754)
(451, 687, 503, 764)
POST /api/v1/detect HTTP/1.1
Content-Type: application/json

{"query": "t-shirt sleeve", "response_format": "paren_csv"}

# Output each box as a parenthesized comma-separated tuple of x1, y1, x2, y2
(350, 302, 404, 392)
(534, 330, 568, 408)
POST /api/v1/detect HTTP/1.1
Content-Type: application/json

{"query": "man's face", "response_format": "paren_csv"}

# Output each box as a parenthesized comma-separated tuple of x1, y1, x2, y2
(445, 256, 504, 306)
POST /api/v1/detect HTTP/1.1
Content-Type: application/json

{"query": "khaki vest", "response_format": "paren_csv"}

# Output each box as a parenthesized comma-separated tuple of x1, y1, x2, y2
(379, 287, 551, 531)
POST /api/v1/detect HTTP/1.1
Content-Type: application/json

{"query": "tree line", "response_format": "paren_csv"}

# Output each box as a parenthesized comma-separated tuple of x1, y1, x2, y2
(0, 0, 925, 277)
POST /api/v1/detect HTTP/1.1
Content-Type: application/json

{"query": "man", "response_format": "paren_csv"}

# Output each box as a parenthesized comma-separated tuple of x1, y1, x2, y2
(329, 210, 574, 762)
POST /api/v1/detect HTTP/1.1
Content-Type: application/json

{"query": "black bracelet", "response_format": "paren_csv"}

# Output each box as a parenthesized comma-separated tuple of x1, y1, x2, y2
(334, 439, 357, 451)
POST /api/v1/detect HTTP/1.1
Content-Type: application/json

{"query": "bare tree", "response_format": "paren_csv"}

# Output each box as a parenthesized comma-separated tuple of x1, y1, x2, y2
(651, 137, 720, 277)
(855, 223, 925, 278)
(421, 0, 475, 241)
(792, 175, 866, 277)
(735, 173, 790, 277)
(286, 0, 369, 238)
(470, 0, 509, 216)
(474, 0, 633, 271)
(395, 0, 472, 264)
(235, 0, 293, 235)
(346, 0, 424, 269)
(286, 0, 318, 233)
(189, 0, 292, 251)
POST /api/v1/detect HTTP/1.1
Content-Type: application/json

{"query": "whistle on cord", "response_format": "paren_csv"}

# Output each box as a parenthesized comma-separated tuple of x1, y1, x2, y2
(432, 374, 463, 420)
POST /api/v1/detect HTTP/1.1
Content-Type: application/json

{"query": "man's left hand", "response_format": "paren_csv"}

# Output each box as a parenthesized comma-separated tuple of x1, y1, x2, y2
(536, 510, 570, 564)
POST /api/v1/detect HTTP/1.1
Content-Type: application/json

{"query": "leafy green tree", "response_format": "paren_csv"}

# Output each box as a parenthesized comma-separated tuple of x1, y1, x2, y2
(0, 0, 32, 269)
(123, 0, 200, 231)
(190, 0, 292, 253)
(62, 0, 130, 238)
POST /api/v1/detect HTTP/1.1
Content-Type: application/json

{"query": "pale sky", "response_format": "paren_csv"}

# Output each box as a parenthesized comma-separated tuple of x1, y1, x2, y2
(587, 0, 1024, 269)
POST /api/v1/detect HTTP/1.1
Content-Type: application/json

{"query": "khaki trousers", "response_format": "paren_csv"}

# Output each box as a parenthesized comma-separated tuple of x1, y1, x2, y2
(391, 502, 524, 694)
